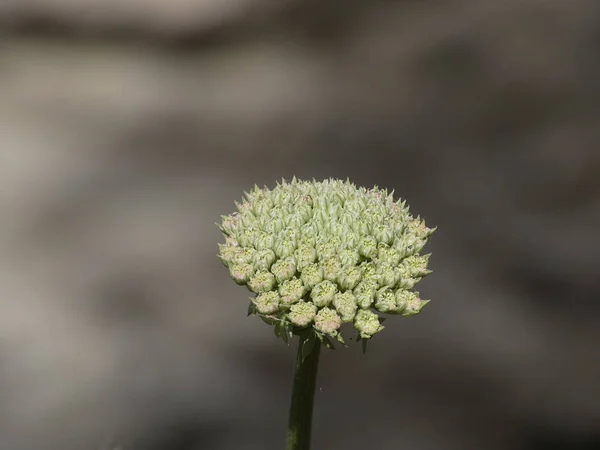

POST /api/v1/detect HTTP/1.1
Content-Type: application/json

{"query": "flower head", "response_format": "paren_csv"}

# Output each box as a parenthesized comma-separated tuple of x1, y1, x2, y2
(218, 178, 435, 345)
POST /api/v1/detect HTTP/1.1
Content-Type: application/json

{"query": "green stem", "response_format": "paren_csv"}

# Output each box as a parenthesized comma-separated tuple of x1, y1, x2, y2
(285, 332, 321, 450)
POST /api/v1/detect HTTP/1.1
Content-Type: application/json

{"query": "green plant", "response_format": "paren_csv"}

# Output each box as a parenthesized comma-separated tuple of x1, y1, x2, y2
(218, 178, 435, 450)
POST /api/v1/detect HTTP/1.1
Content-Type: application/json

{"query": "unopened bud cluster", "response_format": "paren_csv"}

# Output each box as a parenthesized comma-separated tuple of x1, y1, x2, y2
(218, 178, 434, 343)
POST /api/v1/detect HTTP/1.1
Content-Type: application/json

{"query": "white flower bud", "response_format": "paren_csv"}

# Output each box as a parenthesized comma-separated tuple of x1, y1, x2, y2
(296, 243, 317, 271)
(265, 216, 285, 234)
(236, 228, 258, 248)
(253, 249, 276, 271)
(255, 232, 275, 251)
(314, 307, 342, 335)
(377, 245, 401, 266)
(354, 309, 384, 339)
(279, 277, 305, 304)
(300, 263, 323, 289)
(353, 280, 377, 309)
(274, 237, 296, 258)
(271, 256, 297, 284)
(359, 262, 379, 284)
(377, 262, 398, 287)
(358, 236, 378, 259)
(253, 291, 280, 315)
(337, 265, 362, 291)
(316, 239, 340, 261)
(288, 301, 317, 327)
(230, 263, 254, 285)
(231, 247, 255, 265)
(332, 291, 357, 322)
(220, 214, 239, 235)
(248, 271, 276, 293)
(310, 280, 338, 308)
(402, 254, 432, 278)
(321, 257, 342, 282)
(396, 290, 429, 317)
(373, 224, 394, 245)
(217, 244, 238, 266)
(286, 213, 305, 229)
(299, 223, 318, 245)
(338, 249, 360, 267)
(374, 287, 397, 313)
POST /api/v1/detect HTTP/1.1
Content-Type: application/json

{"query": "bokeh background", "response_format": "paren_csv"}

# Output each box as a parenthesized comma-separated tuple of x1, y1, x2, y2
(1, 1, 599, 449)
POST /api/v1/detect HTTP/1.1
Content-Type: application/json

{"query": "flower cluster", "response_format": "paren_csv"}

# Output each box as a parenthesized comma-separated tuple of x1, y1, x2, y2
(218, 178, 434, 346)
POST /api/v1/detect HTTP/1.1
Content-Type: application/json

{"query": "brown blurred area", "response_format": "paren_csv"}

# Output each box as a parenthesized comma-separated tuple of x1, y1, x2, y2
(1, 1, 599, 449)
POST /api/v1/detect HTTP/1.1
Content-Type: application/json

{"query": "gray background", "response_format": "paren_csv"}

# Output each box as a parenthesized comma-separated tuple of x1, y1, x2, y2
(1, 1, 599, 449)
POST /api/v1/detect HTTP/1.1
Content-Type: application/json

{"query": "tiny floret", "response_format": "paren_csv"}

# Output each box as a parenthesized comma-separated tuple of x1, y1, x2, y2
(218, 178, 435, 344)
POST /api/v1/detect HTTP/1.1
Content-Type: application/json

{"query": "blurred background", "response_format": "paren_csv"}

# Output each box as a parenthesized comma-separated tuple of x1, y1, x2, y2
(1, 1, 599, 449)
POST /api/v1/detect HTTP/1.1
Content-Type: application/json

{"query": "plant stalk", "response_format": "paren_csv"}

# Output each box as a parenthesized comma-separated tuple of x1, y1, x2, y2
(285, 333, 321, 450)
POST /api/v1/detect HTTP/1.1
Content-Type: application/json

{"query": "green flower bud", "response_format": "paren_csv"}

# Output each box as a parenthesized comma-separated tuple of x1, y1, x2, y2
(240, 210, 256, 229)
(255, 231, 275, 251)
(342, 231, 360, 249)
(264, 215, 285, 234)
(396, 266, 419, 290)
(353, 280, 377, 309)
(288, 301, 317, 327)
(220, 214, 239, 235)
(296, 243, 317, 271)
(374, 287, 397, 313)
(354, 309, 384, 339)
(236, 227, 258, 248)
(248, 270, 276, 293)
(230, 262, 254, 285)
(300, 263, 323, 289)
(355, 219, 371, 236)
(321, 257, 342, 282)
(373, 224, 394, 245)
(310, 280, 338, 307)
(406, 217, 435, 239)
(332, 291, 358, 322)
(231, 247, 255, 265)
(377, 245, 401, 266)
(339, 249, 360, 267)
(274, 237, 296, 258)
(377, 262, 398, 287)
(316, 238, 340, 260)
(279, 277, 305, 304)
(253, 249, 276, 271)
(338, 265, 362, 291)
(271, 256, 297, 284)
(395, 234, 426, 258)
(396, 290, 430, 317)
(358, 235, 378, 259)
(253, 291, 280, 315)
(299, 223, 318, 246)
(359, 262, 379, 284)
(218, 244, 238, 266)
(402, 254, 432, 278)
(314, 307, 342, 335)
(286, 213, 306, 229)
